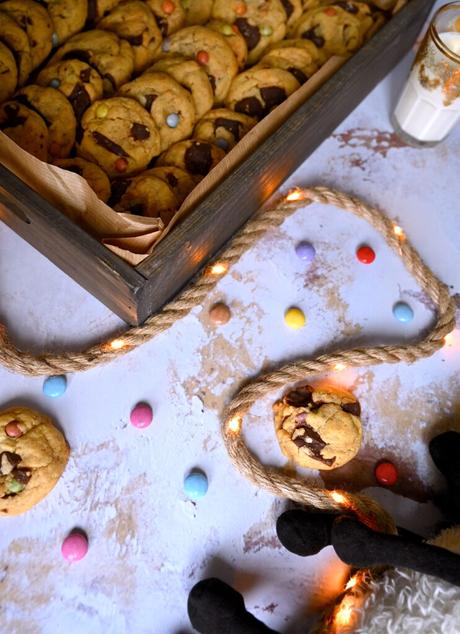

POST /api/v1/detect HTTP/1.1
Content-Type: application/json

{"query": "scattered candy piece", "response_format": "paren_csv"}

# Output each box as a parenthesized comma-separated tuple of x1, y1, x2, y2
(215, 137, 229, 150)
(130, 402, 153, 429)
(324, 6, 337, 15)
(166, 113, 180, 128)
(356, 245, 375, 264)
(162, 38, 171, 52)
(196, 50, 209, 65)
(162, 0, 175, 13)
(393, 301, 414, 323)
(96, 103, 109, 118)
(295, 241, 316, 262)
(43, 375, 67, 398)
(5, 421, 23, 438)
(234, 1, 247, 14)
(284, 307, 306, 329)
(61, 531, 88, 562)
(49, 78, 60, 88)
(115, 157, 128, 173)
(51, 32, 59, 47)
(374, 460, 398, 486)
(260, 25, 273, 36)
(209, 302, 231, 325)
(221, 24, 233, 36)
(184, 470, 208, 501)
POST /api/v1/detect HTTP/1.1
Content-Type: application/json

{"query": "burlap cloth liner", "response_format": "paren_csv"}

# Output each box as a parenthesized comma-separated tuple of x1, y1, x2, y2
(0, 186, 455, 532)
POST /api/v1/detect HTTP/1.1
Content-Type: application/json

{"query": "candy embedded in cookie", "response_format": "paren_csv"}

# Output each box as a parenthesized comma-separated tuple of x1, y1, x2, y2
(156, 139, 226, 179)
(206, 19, 248, 70)
(0, 407, 70, 516)
(226, 67, 300, 119)
(193, 108, 256, 151)
(0, 41, 18, 104)
(256, 43, 322, 83)
(0, 9, 32, 86)
(279, 0, 302, 29)
(45, 0, 88, 45)
(119, 72, 195, 151)
(0, 101, 48, 160)
(14, 85, 77, 159)
(78, 97, 161, 177)
(273, 384, 362, 470)
(54, 157, 111, 202)
(1, 0, 53, 69)
(96, 0, 162, 73)
(145, 0, 186, 36)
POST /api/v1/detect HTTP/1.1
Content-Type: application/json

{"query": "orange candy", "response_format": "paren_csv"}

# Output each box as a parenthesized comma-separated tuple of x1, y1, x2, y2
(324, 6, 337, 15)
(115, 157, 128, 173)
(196, 50, 209, 65)
(232, 24, 239, 34)
(162, 0, 175, 14)
(234, 1, 247, 15)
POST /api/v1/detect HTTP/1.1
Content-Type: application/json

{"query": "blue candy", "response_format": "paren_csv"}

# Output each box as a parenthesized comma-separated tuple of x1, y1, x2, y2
(51, 32, 59, 47)
(295, 241, 316, 262)
(215, 137, 229, 151)
(43, 375, 67, 398)
(49, 78, 60, 89)
(166, 113, 180, 128)
(184, 470, 208, 501)
(393, 301, 414, 323)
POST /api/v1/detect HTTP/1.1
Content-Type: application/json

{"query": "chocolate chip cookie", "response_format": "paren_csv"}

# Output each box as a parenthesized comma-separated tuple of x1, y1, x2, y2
(119, 71, 195, 151)
(14, 84, 77, 158)
(273, 384, 362, 470)
(0, 407, 70, 516)
(1, 0, 53, 68)
(45, 0, 88, 45)
(0, 10, 32, 86)
(147, 165, 195, 202)
(78, 96, 161, 176)
(48, 29, 135, 95)
(0, 100, 48, 160)
(0, 40, 18, 104)
(160, 26, 238, 104)
(279, 0, 302, 28)
(97, 0, 162, 73)
(54, 157, 111, 201)
(193, 108, 256, 151)
(86, 0, 122, 24)
(146, 0, 185, 37)
(225, 67, 300, 118)
(207, 19, 248, 70)
(37, 60, 104, 121)
(150, 55, 213, 118)
(257, 43, 322, 83)
(156, 139, 225, 179)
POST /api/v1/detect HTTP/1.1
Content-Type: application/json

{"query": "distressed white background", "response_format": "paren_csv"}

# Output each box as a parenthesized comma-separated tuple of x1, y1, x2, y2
(1, 8, 460, 632)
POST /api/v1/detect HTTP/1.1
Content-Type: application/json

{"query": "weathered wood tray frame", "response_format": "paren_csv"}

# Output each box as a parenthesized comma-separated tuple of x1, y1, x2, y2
(0, 0, 433, 325)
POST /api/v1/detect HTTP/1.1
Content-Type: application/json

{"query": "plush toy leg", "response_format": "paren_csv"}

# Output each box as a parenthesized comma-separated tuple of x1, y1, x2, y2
(332, 516, 460, 587)
(188, 578, 279, 634)
(429, 431, 460, 523)
(276, 510, 336, 556)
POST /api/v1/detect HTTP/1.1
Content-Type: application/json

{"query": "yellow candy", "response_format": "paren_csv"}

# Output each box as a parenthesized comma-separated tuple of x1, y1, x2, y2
(284, 307, 306, 329)
(96, 104, 109, 118)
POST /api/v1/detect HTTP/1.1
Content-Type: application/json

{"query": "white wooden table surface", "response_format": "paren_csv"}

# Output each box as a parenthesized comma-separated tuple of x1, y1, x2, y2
(1, 7, 460, 632)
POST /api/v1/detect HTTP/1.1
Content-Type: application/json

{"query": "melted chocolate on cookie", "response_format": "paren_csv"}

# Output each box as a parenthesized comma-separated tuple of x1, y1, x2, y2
(184, 142, 212, 175)
(214, 117, 242, 141)
(0, 104, 26, 129)
(301, 28, 325, 48)
(260, 86, 287, 110)
(235, 96, 264, 118)
(92, 131, 129, 157)
(293, 413, 336, 467)
(234, 18, 261, 51)
(130, 122, 150, 140)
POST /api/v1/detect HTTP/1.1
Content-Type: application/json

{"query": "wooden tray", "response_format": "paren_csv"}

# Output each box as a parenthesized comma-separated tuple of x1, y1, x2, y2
(0, 0, 434, 325)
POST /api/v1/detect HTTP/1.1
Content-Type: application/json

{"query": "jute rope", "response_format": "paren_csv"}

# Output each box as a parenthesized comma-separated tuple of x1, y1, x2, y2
(1, 186, 455, 530)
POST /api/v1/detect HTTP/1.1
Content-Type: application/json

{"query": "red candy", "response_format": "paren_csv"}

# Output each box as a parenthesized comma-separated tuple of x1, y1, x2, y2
(162, 0, 175, 13)
(374, 461, 398, 486)
(196, 50, 209, 65)
(232, 24, 240, 33)
(5, 421, 23, 438)
(115, 158, 128, 173)
(324, 6, 337, 14)
(356, 245, 375, 264)
(234, 1, 247, 14)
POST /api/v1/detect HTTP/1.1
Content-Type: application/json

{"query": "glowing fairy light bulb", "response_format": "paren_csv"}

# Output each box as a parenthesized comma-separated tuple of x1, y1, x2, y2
(345, 574, 359, 591)
(334, 362, 347, 371)
(227, 417, 241, 434)
(330, 491, 349, 505)
(335, 601, 353, 627)
(110, 338, 126, 350)
(209, 261, 229, 276)
(286, 189, 304, 201)
(393, 225, 405, 239)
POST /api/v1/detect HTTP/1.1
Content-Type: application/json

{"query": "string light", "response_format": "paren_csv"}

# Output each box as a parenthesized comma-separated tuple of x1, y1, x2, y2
(334, 362, 347, 371)
(109, 338, 126, 350)
(208, 261, 229, 276)
(393, 224, 405, 239)
(345, 574, 359, 591)
(335, 600, 353, 627)
(444, 332, 454, 345)
(286, 188, 305, 202)
(227, 417, 241, 434)
(330, 490, 349, 505)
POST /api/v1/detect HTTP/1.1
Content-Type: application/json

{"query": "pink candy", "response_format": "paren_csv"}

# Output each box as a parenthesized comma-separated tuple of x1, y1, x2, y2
(130, 402, 153, 429)
(61, 531, 88, 562)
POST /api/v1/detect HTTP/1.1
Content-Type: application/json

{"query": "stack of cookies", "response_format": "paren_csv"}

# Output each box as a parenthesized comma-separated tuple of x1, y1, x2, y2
(0, 0, 392, 227)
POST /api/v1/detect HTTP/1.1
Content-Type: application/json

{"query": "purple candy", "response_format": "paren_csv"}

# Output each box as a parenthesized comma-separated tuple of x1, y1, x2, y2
(295, 241, 316, 262)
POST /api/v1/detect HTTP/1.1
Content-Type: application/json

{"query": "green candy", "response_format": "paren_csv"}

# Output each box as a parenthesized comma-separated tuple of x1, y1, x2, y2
(7, 480, 24, 494)
(260, 25, 273, 36)
(221, 24, 233, 35)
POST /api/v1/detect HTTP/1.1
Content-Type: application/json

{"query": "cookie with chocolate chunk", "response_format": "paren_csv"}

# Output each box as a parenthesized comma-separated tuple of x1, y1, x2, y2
(54, 157, 111, 201)
(0, 101, 48, 160)
(97, 0, 162, 73)
(150, 55, 213, 118)
(193, 108, 256, 151)
(207, 19, 248, 70)
(45, 0, 88, 45)
(0, 10, 32, 86)
(78, 97, 161, 177)
(0, 407, 70, 516)
(156, 139, 225, 179)
(1, 0, 53, 68)
(290, 3, 372, 56)
(147, 165, 195, 203)
(146, 0, 185, 37)
(37, 60, 104, 121)
(256, 43, 322, 83)
(182, 0, 213, 25)
(86, 0, 122, 24)
(212, 0, 287, 64)
(273, 384, 362, 470)
(160, 26, 238, 104)
(0, 41, 18, 104)
(279, 0, 302, 28)
(225, 67, 300, 118)
(119, 72, 195, 152)
(48, 29, 134, 95)
(14, 85, 76, 158)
